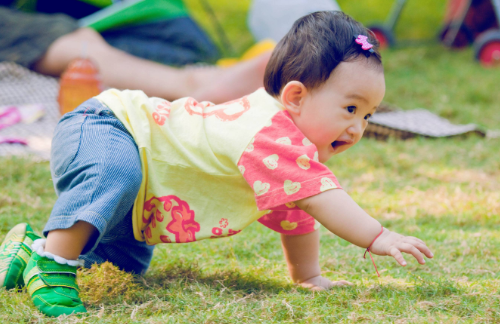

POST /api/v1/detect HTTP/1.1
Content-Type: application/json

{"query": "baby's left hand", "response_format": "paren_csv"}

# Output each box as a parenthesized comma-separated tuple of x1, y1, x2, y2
(298, 275, 353, 291)
(369, 228, 434, 266)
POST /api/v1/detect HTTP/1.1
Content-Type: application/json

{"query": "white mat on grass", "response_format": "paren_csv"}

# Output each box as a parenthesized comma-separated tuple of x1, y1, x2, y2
(369, 109, 484, 138)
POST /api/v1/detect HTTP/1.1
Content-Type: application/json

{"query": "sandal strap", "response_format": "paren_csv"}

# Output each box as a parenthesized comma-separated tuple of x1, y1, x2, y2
(27, 272, 80, 296)
(24, 258, 79, 295)
(0, 223, 39, 289)
(16, 243, 31, 265)
(24, 265, 77, 285)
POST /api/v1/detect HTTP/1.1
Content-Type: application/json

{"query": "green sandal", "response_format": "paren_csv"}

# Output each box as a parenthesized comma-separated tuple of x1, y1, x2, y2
(0, 223, 41, 289)
(24, 250, 87, 317)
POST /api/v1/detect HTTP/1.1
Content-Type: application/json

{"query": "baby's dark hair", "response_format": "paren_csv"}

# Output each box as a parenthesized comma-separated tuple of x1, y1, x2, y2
(264, 11, 383, 97)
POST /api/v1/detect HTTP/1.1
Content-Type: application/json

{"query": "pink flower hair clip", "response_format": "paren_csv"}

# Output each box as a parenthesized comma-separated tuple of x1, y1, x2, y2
(354, 35, 375, 57)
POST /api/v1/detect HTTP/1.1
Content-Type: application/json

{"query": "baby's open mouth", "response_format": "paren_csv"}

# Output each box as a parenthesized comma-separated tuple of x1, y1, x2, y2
(331, 140, 352, 150)
(331, 141, 344, 149)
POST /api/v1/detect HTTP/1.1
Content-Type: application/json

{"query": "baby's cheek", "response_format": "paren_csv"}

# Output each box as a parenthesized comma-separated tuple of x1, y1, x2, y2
(352, 137, 362, 147)
(335, 143, 355, 156)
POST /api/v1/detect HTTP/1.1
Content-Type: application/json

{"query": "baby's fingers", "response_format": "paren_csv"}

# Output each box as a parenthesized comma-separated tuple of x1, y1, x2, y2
(407, 236, 434, 258)
(406, 236, 426, 246)
(389, 247, 407, 266)
(399, 243, 427, 265)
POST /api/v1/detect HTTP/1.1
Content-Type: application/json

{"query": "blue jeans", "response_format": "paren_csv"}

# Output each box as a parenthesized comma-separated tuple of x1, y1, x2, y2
(101, 17, 220, 66)
(45, 98, 154, 274)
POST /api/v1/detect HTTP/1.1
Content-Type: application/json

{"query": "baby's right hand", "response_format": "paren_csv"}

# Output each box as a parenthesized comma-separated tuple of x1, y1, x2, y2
(368, 228, 434, 266)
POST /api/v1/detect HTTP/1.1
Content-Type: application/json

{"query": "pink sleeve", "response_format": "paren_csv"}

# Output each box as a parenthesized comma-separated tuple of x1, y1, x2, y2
(237, 110, 342, 211)
(257, 210, 319, 235)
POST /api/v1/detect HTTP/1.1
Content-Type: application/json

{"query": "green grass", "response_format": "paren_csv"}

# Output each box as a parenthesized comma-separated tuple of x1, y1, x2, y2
(2, 1, 500, 323)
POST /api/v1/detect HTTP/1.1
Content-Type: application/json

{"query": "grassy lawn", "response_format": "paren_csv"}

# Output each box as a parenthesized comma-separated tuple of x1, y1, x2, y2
(1, 1, 500, 323)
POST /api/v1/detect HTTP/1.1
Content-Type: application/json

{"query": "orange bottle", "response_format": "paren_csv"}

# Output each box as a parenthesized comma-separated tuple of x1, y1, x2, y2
(58, 57, 103, 115)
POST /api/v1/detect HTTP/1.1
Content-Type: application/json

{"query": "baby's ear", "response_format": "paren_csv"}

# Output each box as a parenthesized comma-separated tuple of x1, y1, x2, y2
(281, 81, 307, 116)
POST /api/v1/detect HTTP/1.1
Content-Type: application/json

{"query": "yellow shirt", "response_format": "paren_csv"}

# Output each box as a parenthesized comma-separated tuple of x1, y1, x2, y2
(97, 88, 285, 244)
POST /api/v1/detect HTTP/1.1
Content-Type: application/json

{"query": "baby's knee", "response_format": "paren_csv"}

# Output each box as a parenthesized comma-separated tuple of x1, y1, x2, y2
(63, 27, 114, 54)
(123, 161, 142, 193)
(69, 28, 104, 44)
(107, 151, 143, 193)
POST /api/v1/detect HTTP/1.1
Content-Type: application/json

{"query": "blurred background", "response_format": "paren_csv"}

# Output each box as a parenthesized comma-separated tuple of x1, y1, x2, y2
(186, 0, 448, 56)
(184, 0, 499, 129)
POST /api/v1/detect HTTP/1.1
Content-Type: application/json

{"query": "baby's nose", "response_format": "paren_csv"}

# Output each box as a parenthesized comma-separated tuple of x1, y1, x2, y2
(347, 122, 363, 137)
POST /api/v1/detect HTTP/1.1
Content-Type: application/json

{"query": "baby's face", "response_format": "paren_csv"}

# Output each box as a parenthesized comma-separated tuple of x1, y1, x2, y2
(287, 60, 385, 163)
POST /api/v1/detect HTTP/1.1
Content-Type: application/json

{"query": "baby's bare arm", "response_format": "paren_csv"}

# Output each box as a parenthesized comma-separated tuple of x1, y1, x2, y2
(281, 230, 321, 283)
(281, 230, 352, 290)
(295, 189, 433, 264)
(295, 189, 381, 248)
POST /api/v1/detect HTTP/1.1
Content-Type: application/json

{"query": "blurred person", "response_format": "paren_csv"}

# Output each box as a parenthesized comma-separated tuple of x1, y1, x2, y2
(9, 0, 221, 66)
(0, 6, 269, 103)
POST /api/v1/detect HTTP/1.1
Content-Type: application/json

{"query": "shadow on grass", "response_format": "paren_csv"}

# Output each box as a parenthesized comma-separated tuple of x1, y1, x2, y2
(75, 260, 478, 321)
(143, 262, 468, 300)
(143, 261, 290, 294)
(366, 279, 465, 300)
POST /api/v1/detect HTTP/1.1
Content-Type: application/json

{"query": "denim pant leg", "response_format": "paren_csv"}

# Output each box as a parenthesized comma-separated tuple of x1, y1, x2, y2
(101, 17, 220, 66)
(45, 98, 154, 274)
(82, 212, 155, 274)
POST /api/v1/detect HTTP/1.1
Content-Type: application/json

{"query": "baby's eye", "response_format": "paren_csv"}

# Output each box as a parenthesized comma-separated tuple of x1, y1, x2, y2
(346, 106, 357, 114)
(364, 114, 372, 120)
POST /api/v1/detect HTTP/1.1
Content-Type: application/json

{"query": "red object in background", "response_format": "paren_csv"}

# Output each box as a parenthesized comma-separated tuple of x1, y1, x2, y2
(475, 30, 500, 66)
(440, 0, 499, 48)
(367, 0, 406, 49)
(368, 0, 500, 66)
(478, 40, 500, 63)
(440, 0, 500, 66)
(370, 27, 393, 49)
(58, 58, 103, 115)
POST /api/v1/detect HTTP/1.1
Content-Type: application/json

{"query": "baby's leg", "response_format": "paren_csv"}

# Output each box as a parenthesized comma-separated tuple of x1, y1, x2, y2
(43, 98, 143, 262)
(45, 221, 97, 260)
(24, 98, 146, 317)
(281, 230, 352, 291)
(81, 214, 155, 274)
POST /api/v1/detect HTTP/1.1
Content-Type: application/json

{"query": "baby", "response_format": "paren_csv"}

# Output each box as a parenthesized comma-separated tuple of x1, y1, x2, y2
(0, 11, 433, 317)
